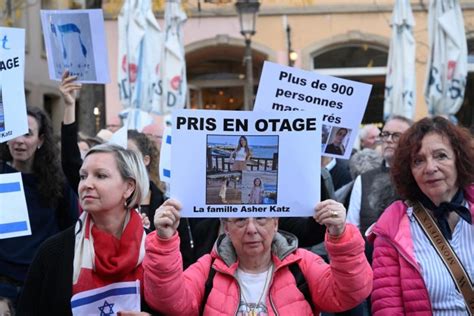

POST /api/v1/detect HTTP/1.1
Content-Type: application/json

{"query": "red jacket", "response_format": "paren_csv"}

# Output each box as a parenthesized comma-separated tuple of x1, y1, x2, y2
(368, 185, 474, 316)
(143, 225, 372, 315)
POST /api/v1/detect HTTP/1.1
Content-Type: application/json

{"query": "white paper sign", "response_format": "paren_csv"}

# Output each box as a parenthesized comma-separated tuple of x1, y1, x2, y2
(171, 109, 321, 218)
(40, 9, 110, 83)
(0, 27, 28, 143)
(254, 61, 372, 159)
(0, 172, 31, 239)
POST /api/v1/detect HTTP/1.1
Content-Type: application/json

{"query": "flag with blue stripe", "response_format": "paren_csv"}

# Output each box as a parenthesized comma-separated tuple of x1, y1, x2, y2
(159, 126, 172, 183)
(71, 280, 140, 315)
(0, 172, 31, 239)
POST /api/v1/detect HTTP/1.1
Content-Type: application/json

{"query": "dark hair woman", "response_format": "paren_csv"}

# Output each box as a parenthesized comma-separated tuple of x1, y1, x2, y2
(127, 129, 165, 231)
(369, 116, 474, 315)
(0, 106, 78, 304)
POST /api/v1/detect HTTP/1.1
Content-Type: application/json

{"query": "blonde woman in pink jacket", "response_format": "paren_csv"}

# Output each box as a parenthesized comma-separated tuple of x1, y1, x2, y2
(369, 117, 474, 315)
(143, 199, 372, 315)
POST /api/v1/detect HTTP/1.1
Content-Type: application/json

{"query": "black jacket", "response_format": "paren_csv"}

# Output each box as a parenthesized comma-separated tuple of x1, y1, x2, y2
(17, 226, 159, 316)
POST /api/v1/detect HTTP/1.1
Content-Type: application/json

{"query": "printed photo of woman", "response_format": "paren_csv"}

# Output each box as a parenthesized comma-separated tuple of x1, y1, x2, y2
(230, 136, 251, 171)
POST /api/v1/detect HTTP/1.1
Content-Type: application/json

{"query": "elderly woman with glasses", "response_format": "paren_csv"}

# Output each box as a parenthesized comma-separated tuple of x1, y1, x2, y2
(143, 199, 373, 315)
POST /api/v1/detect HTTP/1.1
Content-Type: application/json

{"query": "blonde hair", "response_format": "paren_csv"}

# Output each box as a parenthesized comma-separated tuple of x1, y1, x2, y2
(85, 144, 149, 209)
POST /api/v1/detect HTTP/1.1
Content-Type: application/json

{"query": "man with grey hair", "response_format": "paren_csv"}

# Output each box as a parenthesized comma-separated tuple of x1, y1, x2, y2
(346, 115, 412, 236)
(358, 124, 380, 150)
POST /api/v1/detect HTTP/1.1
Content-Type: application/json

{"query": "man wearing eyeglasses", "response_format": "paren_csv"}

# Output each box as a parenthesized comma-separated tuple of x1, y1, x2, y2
(346, 115, 413, 239)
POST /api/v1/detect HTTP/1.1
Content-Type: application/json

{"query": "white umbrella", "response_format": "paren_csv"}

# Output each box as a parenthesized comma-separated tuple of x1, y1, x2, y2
(424, 0, 468, 116)
(118, 0, 162, 128)
(383, 0, 416, 119)
(158, 0, 187, 114)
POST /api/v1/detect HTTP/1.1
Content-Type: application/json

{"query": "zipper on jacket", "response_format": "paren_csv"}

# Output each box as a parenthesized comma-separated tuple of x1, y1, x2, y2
(211, 266, 241, 316)
(269, 293, 279, 316)
(234, 281, 241, 316)
(268, 270, 279, 316)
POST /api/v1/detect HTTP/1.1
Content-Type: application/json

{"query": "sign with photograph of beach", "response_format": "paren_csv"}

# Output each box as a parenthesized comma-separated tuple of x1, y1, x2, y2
(172, 109, 322, 218)
(206, 135, 279, 206)
(254, 61, 372, 160)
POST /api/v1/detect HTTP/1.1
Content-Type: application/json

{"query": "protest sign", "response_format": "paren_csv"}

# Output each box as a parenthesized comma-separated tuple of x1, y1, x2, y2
(40, 9, 110, 83)
(0, 27, 28, 143)
(254, 61, 372, 159)
(171, 109, 321, 218)
(0, 173, 31, 239)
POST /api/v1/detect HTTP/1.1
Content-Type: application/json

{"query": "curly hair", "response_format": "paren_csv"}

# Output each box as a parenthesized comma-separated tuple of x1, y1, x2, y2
(0, 106, 65, 208)
(127, 129, 161, 190)
(391, 116, 474, 201)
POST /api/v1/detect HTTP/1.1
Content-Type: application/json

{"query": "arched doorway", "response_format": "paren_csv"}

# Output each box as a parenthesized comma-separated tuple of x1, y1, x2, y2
(186, 38, 268, 110)
(308, 39, 389, 124)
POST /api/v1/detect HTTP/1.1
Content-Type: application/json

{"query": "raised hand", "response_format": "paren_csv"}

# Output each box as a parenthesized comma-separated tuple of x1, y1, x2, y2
(314, 199, 347, 237)
(154, 199, 182, 239)
(59, 70, 82, 107)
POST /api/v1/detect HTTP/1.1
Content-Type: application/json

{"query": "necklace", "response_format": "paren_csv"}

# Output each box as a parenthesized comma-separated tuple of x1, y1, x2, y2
(237, 264, 273, 316)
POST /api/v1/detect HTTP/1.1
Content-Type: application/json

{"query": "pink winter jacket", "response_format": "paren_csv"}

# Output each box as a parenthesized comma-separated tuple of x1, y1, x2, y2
(143, 225, 372, 315)
(368, 185, 474, 316)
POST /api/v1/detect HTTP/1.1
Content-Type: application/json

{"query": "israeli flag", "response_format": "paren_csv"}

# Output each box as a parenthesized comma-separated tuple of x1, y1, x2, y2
(0, 172, 31, 239)
(159, 126, 171, 184)
(71, 280, 140, 315)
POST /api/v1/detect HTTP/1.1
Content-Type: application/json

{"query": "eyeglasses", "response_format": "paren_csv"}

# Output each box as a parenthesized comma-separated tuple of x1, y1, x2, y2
(226, 217, 270, 228)
(379, 131, 402, 142)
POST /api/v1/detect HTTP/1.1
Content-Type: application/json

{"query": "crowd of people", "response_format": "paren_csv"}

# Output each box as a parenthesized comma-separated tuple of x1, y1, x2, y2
(0, 70, 473, 316)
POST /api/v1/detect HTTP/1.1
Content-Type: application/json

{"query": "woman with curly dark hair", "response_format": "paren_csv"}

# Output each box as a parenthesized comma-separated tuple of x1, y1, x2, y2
(0, 106, 79, 305)
(127, 129, 165, 231)
(127, 129, 163, 192)
(369, 116, 474, 315)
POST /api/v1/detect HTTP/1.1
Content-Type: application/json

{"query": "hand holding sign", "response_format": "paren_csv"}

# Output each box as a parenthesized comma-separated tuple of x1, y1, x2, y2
(59, 70, 82, 107)
(314, 199, 347, 237)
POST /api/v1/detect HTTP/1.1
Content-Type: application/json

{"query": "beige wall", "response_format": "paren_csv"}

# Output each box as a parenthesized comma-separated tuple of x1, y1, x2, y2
(1, 1, 473, 130)
(103, 1, 474, 122)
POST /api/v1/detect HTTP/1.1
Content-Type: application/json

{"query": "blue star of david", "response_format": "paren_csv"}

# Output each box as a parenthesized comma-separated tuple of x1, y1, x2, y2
(98, 300, 115, 316)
